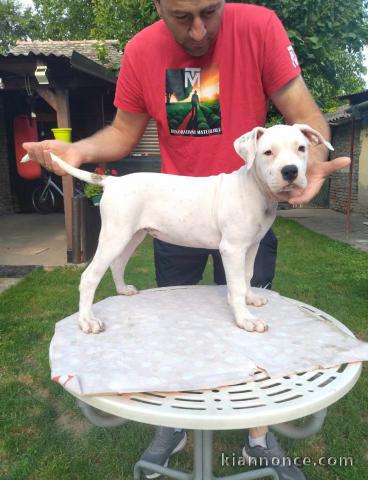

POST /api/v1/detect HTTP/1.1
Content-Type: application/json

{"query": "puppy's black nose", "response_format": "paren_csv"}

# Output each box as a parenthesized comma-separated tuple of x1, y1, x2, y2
(281, 165, 298, 182)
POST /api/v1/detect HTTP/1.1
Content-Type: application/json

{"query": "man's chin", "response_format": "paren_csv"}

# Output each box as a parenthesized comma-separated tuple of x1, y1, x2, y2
(180, 38, 216, 57)
(183, 45, 210, 57)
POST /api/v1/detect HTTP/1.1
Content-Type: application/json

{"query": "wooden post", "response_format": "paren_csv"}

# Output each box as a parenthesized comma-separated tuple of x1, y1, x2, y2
(55, 88, 76, 263)
(37, 86, 77, 263)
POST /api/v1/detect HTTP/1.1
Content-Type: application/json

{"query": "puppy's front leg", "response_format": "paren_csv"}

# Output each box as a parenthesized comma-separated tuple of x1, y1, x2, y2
(220, 241, 267, 333)
(244, 242, 268, 309)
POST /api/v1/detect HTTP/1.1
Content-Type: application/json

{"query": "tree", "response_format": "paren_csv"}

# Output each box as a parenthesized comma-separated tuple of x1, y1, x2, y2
(2, 0, 367, 109)
(91, 0, 158, 48)
(91, 0, 368, 108)
(241, 0, 368, 109)
(0, 0, 33, 53)
(30, 0, 95, 40)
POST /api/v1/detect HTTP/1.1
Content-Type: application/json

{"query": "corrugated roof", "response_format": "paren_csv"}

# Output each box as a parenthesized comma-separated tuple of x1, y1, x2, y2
(7, 40, 122, 69)
(325, 105, 352, 124)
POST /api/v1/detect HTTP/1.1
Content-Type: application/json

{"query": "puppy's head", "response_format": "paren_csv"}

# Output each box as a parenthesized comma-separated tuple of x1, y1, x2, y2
(234, 124, 333, 197)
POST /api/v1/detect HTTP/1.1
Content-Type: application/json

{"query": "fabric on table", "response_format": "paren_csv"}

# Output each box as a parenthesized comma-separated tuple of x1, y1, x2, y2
(49, 286, 368, 396)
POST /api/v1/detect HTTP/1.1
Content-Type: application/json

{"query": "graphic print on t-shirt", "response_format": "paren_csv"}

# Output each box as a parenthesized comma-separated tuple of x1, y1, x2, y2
(166, 65, 222, 137)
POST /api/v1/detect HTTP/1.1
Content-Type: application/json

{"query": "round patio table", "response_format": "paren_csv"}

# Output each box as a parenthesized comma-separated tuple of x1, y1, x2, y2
(66, 298, 362, 480)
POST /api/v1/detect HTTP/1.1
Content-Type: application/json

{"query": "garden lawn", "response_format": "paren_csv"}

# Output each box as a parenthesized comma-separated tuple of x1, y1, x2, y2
(0, 217, 367, 479)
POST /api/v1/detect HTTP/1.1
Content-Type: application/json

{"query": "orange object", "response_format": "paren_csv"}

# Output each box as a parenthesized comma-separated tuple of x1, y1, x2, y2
(14, 115, 42, 180)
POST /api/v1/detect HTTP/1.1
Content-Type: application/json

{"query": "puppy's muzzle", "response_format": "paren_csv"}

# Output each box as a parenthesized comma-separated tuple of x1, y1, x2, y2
(281, 164, 298, 183)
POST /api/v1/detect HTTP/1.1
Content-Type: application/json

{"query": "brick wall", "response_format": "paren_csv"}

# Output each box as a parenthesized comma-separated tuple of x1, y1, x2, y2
(329, 122, 360, 213)
(0, 97, 14, 214)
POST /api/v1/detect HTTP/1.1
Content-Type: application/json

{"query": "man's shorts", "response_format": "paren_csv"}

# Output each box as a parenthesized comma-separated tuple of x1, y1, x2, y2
(153, 229, 277, 289)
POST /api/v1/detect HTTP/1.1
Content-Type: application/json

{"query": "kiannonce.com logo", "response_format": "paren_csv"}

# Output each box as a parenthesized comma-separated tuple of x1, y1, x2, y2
(221, 453, 354, 468)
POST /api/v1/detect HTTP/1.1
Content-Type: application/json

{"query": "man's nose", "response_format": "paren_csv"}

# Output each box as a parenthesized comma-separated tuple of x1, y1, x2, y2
(189, 17, 207, 41)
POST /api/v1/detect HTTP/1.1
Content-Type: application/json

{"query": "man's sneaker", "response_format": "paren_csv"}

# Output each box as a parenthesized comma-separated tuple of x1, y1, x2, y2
(242, 432, 306, 480)
(140, 427, 187, 479)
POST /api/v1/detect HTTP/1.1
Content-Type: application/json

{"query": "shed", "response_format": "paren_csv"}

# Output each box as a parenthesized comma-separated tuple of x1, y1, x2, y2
(326, 90, 368, 215)
(0, 40, 160, 263)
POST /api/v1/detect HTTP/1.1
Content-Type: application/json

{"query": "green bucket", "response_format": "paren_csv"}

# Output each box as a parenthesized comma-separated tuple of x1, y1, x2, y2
(51, 128, 72, 143)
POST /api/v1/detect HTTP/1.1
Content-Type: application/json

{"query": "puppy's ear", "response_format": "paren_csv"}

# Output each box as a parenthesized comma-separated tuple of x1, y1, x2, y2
(293, 124, 334, 151)
(233, 127, 266, 170)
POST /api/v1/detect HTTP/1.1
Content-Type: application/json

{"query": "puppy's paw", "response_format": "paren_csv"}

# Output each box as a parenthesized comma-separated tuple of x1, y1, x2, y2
(246, 291, 267, 307)
(236, 315, 268, 333)
(79, 315, 105, 334)
(117, 285, 139, 296)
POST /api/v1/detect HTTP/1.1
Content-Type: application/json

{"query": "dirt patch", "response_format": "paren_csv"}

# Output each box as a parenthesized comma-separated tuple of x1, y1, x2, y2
(35, 386, 51, 399)
(32, 383, 92, 439)
(55, 409, 92, 439)
(304, 434, 326, 458)
(133, 267, 149, 273)
(0, 278, 22, 293)
(12, 425, 39, 438)
(16, 373, 34, 386)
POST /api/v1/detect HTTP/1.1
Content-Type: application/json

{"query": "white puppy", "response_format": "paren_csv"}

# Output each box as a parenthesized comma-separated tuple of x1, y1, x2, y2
(23, 124, 333, 334)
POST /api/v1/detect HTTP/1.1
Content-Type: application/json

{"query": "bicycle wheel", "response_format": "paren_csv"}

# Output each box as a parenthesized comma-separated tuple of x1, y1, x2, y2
(32, 185, 56, 214)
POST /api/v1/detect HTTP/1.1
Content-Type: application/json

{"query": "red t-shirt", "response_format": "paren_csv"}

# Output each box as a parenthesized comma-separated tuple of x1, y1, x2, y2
(114, 3, 301, 176)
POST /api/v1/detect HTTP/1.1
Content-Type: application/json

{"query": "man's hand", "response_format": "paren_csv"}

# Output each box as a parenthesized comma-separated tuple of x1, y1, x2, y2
(270, 76, 352, 205)
(287, 156, 351, 205)
(23, 140, 85, 176)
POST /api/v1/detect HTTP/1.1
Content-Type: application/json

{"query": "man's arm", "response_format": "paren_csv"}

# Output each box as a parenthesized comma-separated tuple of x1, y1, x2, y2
(271, 75, 350, 204)
(23, 109, 150, 176)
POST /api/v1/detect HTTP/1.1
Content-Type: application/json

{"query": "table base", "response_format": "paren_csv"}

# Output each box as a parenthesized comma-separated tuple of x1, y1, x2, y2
(134, 431, 279, 480)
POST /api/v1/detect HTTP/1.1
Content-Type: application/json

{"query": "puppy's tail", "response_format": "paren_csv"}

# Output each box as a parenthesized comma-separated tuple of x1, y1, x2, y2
(21, 153, 107, 186)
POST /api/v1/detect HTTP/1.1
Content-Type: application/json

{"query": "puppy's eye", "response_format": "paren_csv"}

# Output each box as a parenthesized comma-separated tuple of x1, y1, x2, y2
(298, 145, 306, 152)
(264, 150, 273, 156)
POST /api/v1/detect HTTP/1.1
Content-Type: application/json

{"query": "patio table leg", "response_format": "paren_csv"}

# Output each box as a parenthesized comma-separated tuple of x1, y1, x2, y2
(133, 460, 192, 480)
(77, 399, 128, 427)
(133, 429, 280, 480)
(193, 431, 279, 480)
(193, 430, 213, 479)
(216, 469, 279, 480)
(271, 409, 327, 439)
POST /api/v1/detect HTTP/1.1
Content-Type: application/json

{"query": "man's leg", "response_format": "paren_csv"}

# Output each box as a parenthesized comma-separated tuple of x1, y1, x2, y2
(153, 239, 209, 287)
(147, 234, 304, 479)
(212, 228, 277, 288)
(213, 229, 273, 447)
(213, 231, 305, 478)
(251, 229, 278, 289)
(140, 427, 187, 479)
(243, 428, 306, 479)
(154, 228, 277, 290)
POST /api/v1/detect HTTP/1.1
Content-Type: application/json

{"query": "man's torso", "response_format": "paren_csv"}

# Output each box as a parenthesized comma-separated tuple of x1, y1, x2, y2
(115, 4, 300, 176)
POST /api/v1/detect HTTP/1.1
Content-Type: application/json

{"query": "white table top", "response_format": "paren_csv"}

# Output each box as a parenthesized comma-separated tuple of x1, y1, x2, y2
(67, 298, 362, 430)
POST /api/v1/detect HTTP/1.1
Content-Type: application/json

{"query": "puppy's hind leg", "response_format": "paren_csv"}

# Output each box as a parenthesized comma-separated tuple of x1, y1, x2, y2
(110, 230, 146, 296)
(79, 236, 132, 334)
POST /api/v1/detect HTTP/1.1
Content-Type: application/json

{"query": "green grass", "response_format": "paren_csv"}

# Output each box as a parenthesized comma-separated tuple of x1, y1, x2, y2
(1, 218, 367, 479)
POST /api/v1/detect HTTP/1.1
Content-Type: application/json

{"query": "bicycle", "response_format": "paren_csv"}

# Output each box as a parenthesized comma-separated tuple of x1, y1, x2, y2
(32, 170, 84, 214)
